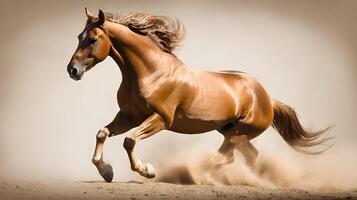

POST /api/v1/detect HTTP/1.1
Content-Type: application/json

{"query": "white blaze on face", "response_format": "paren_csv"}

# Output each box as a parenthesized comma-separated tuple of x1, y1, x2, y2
(81, 30, 88, 41)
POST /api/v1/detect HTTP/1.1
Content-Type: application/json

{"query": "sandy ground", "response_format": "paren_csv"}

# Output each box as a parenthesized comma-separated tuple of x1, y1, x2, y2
(1, 179, 356, 200)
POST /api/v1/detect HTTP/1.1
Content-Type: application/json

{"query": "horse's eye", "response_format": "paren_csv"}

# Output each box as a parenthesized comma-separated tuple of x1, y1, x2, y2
(89, 38, 97, 45)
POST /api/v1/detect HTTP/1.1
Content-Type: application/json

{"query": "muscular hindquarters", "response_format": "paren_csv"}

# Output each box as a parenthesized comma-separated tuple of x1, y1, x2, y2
(170, 72, 274, 137)
(230, 75, 274, 139)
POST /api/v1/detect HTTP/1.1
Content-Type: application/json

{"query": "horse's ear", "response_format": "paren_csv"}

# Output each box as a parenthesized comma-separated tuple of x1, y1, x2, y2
(98, 9, 105, 26)
(85, 7, 95, 22)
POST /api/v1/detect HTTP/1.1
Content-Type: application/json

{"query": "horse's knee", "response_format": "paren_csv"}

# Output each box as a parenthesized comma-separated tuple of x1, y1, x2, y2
(96, 128, 110, 142)
(123, 137, 136, 151)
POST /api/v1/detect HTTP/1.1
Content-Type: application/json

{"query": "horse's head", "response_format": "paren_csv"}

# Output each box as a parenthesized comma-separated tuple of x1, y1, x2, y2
(67, 8, 111, 81)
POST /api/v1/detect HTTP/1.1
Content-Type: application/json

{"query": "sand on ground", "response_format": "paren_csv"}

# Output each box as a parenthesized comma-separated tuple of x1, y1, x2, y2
(1, 178, 356, 200)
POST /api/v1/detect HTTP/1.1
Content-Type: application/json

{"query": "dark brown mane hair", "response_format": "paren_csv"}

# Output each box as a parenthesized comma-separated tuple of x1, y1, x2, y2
(104, 12, 185, 53)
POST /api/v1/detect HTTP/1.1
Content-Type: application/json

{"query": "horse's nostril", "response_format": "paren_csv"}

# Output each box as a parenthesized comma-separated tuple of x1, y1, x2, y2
(69, 67, 78, 77)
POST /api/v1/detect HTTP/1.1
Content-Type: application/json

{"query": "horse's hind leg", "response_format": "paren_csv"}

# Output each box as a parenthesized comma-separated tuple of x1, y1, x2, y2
(237, 142, 258, 168)
(215, 127, 250, 169)
(216, 122, 259, 168)
(214, 137, 235, 168)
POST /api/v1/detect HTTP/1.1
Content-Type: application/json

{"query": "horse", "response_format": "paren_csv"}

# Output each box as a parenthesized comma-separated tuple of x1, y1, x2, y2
(67, 8, 332, 183)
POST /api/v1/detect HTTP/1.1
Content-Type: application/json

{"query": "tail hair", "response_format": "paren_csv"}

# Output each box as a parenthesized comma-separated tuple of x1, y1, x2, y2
(272, 100, 334, 154)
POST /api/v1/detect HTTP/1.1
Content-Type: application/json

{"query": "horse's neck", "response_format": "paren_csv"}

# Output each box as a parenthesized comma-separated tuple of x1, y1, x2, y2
(106, 21, 161, 83)
(108, 40, 135, 85)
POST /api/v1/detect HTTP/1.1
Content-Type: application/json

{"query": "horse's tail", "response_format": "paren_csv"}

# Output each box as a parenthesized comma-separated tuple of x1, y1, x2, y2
(271, 100, 333, 154)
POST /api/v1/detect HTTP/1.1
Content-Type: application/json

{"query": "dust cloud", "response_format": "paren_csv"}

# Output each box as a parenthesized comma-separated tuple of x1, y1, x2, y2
(0, 0, 356, 192)
(157, 146, 357, 191)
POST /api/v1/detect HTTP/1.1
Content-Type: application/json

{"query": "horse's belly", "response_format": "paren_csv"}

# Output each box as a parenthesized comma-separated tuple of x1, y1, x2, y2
(169, 114, 231, 134)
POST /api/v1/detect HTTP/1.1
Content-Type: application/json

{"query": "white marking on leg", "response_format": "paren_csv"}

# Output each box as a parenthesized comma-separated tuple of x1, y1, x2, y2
(92, 128, 109, 164)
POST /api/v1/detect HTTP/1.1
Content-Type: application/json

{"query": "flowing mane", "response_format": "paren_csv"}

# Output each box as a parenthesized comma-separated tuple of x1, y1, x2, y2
(104, 12, 185, 53)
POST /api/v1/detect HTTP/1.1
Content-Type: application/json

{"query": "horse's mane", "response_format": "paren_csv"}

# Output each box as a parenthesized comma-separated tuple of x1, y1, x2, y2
(104, 12, 185, 53)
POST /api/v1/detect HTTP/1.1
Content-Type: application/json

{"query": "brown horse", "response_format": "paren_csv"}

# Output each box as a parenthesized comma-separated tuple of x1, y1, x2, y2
(67, 9, 332, 183)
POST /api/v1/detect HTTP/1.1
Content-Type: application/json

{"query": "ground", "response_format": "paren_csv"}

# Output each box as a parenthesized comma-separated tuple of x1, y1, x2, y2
(1, 179, 356, 200)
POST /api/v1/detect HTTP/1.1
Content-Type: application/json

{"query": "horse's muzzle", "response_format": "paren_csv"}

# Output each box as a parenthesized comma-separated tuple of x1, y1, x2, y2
(67, 63, 82, 81)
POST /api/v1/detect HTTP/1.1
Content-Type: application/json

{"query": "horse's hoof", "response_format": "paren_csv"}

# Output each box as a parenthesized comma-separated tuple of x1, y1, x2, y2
(99, 164, 114, 183)
(144, 163, 156, 178)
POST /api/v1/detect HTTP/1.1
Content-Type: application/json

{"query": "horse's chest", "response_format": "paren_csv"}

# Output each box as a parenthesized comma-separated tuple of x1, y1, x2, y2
(117, 87, 152, 118)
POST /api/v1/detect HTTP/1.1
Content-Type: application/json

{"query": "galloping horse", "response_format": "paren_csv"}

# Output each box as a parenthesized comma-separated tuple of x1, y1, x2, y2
(67, 9, 331, 183)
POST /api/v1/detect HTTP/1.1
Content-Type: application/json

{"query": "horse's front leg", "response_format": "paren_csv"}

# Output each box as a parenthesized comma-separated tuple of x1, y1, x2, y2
(92, 128, 112, 182)
(92, 111, 136, 182)
(123, 113, 165, 178)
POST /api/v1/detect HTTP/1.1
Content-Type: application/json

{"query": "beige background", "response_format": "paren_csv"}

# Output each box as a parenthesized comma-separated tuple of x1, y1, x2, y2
(0, 0, 356, 187)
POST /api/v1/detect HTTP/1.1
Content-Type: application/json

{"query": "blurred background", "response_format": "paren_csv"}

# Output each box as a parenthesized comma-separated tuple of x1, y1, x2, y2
(0, 0, 356, 188)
